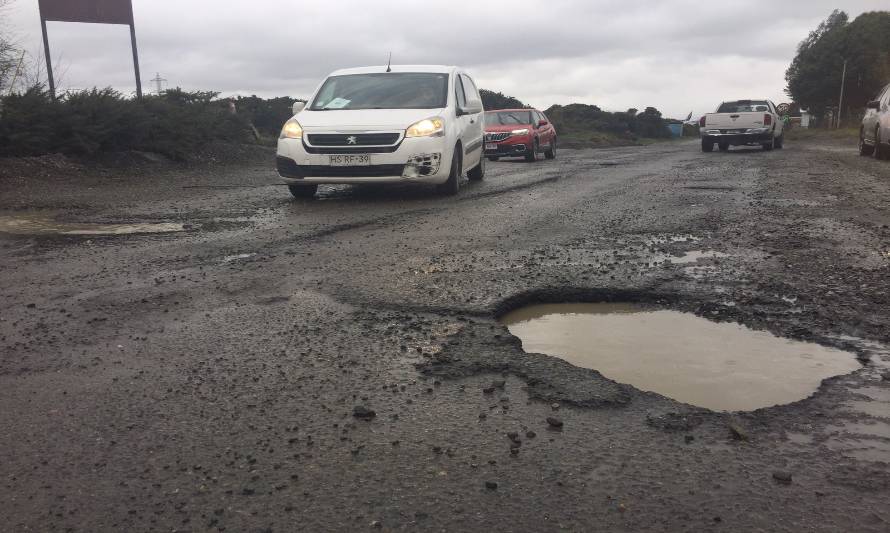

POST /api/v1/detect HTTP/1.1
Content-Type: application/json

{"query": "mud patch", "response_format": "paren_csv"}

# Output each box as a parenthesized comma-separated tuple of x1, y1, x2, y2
(0, 214, 187, 236)
(825, 421, 890, 463)
(501, 303, 861, 411)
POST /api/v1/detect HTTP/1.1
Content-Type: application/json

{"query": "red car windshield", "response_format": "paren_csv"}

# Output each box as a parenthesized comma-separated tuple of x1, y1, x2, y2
(485, 111, 532, 126)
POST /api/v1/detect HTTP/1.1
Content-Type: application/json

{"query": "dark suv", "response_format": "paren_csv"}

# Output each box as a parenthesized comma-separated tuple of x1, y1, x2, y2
(484, 108, 557, 162)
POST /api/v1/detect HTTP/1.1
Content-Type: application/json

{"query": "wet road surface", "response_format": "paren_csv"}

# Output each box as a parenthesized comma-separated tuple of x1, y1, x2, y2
(2, 139, 890, 531)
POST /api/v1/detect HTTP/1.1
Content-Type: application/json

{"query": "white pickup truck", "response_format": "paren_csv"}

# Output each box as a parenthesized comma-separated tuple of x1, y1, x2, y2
(699, 99, 784, 152)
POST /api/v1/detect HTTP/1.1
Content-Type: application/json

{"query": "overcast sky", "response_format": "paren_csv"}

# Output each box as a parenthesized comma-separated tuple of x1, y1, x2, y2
(4, 0, 886, 117)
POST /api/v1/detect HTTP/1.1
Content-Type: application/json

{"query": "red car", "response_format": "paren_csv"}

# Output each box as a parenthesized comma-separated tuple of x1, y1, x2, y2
(484, 108, 557, 162)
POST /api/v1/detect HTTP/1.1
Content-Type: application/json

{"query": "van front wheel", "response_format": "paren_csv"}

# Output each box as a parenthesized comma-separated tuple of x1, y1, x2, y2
(439, 148, 462, 195)
(288, 183, 317, 199)
(467, 152, 485, 181)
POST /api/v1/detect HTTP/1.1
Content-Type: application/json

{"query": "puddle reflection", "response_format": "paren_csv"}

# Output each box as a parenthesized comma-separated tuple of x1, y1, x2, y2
(501, 303, 860, 411)
(0, 215, 186, 236)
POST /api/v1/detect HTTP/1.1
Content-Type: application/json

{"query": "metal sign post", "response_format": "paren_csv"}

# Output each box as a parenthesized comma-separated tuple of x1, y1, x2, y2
(129, 21, 142, 99)
(39, 16, 55, 98)
(37, 0, 142, 99)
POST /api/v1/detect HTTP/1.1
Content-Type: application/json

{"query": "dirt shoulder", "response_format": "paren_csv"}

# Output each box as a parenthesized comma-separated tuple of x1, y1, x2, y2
(0, 143, 277, 212)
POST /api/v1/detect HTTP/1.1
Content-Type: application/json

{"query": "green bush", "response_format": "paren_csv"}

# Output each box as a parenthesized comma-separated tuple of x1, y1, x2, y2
(544, 103, 671, 143)
(479, 89, 527, 110)
(235, 95, 300, 137)
(0, 86, 251, 159)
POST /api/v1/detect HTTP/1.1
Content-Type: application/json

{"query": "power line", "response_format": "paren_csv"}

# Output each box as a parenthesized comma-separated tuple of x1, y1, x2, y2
(150, 72, 167, 95)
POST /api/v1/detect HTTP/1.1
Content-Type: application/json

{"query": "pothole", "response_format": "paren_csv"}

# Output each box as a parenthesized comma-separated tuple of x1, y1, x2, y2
(222, 253, 258, 263)
(663, 250, 728, 264)
(500, 303, 861, 412)
(0, 215, 187, 236)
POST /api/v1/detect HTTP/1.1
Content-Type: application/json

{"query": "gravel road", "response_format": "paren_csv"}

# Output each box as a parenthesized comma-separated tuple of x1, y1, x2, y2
(2, 137, 889, 531)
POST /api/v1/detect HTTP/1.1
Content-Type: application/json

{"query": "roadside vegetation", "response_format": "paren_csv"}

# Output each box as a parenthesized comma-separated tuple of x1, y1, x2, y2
(0, 84, 677, 159)
(482, 90, 675, 147)
(544, 104, 673, 147)
(785, 127, 859, 142)
(0, 87, 301, 160)
(479, 89, 526, 110)
(786, 10, 890, 126)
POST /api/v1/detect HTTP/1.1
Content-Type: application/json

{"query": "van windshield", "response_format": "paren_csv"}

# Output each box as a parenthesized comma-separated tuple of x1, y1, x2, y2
(309, 73, 449, 110)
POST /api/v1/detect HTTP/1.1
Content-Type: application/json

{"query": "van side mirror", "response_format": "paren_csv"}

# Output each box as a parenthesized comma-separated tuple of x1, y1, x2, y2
(538, 119, 548, 127)
(292, 101, 306, 114)
(459, 102, 483, 116)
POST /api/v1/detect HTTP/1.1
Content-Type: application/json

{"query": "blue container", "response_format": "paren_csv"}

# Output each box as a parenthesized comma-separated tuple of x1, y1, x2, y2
(667, 123, 683, 137)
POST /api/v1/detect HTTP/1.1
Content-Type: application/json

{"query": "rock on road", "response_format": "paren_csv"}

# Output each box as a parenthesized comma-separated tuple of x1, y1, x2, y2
(1, 138, 890, 531)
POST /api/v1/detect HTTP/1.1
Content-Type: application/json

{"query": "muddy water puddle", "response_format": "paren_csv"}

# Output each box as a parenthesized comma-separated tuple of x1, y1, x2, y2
(501, 303, 860, 411)
(0, 215, 186, 236)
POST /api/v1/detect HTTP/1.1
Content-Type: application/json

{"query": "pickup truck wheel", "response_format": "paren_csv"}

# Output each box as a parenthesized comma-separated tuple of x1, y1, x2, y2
(762, 138, 775, 151)
(859, 130, 874, 156)
(467, 152, 485, 181)
(544, 137, 556, 159)
(718, 142, 729, 152)
(525, 139, 540, 162)
(288, 184, 318, 199)
(775, 134, 784, 149)
(701, 137, 714, 152)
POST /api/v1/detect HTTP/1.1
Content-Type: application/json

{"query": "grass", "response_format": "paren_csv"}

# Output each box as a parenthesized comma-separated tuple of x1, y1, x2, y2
(785, 127, 859, 141)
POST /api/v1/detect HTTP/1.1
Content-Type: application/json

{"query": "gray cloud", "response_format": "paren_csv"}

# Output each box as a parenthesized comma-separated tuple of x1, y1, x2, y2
(5, 0, 885, 117)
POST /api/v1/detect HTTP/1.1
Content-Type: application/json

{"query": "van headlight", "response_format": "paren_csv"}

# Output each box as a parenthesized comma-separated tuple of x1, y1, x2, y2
(511, 128, 530, 135)
(406, 117, 445, 138)
(280, 118, 303, 140)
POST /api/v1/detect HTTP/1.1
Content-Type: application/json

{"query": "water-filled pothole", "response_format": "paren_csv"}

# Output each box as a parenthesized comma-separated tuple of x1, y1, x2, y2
(0, 215, 186, 235)
(501, 303, 860, 411)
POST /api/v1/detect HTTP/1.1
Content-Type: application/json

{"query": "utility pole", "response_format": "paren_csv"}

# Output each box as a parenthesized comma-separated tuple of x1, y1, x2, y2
(836, 59, 847, 129)
(7, 50, 26, 96)
(39, 16, 55, 98)
(150, 72, 167, 95)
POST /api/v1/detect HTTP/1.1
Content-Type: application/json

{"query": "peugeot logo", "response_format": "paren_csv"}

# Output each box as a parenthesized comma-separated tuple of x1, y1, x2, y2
(346, 136, 358, 145)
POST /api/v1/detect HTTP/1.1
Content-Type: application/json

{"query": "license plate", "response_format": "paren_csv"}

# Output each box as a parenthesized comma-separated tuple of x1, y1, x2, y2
(485, 143, 498, 151)
(329, 154, 370, 166)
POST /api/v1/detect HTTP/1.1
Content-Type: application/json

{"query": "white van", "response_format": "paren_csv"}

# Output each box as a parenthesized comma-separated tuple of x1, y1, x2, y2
(277, 65, 486, 198)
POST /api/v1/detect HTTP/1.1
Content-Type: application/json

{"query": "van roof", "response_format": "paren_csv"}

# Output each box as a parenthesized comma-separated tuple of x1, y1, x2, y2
(329, 65, 458, 76)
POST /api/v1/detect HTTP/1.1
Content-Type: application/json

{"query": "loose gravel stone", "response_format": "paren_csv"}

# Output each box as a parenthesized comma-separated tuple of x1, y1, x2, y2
(772, 471, 793, 485)
(353, 406, 376, 420)
(546, 417, 564, 429)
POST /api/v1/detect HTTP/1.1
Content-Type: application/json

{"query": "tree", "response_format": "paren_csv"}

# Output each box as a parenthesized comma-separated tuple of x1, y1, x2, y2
(235, 95, 303, 136)
(785, 10, 890, 121)
(0, 0, 19, 94)
(479, 89, 526, 110)
(633, 107, 671, 138)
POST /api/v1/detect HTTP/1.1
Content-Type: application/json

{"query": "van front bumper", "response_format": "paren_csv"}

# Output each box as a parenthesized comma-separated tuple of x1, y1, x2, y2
(276, 136, 449, 184)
